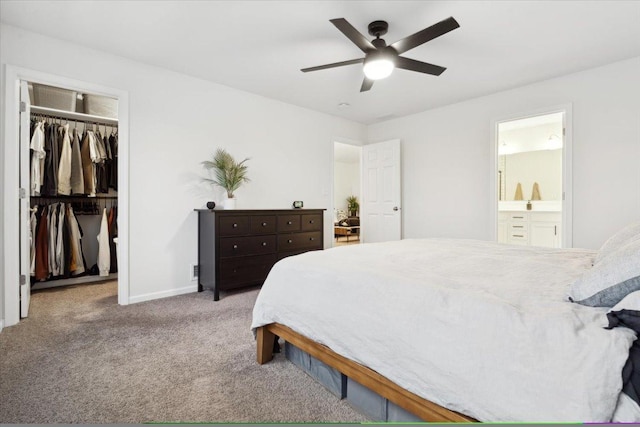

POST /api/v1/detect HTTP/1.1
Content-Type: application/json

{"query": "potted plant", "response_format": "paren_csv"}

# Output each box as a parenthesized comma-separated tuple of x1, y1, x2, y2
(202, 148, 250, 209)
(347, 195, 359, 217)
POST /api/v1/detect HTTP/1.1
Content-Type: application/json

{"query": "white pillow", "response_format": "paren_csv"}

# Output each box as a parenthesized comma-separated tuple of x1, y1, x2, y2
(569, 237, 640, 307)
(594, 221, 640, 264)
(609, 290, 640, 313)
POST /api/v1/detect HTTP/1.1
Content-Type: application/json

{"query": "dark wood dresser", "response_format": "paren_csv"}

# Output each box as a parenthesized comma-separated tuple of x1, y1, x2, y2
(196, 209, 325, 300)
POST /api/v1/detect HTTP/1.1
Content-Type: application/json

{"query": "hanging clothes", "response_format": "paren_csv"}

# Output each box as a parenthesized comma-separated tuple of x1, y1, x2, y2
(108, 206, 118, 274)
(30, 207, 38, 276)
(34, 205, 50, 281)
(70, 128, 85, 195)
(57, 123, 72, 195)
(47, 203, 57, 276)
(109, 132, 118, 190)
(67, 205, 85, 275)
(28, 111, 118, 287)
(80, 131, 97, 196)
(30, 121, 46, 196)
(55, 204, 66, 277)
(97, 208, 111, 276)
(94, 130, 109, 194)
(31, 202, 90, 281)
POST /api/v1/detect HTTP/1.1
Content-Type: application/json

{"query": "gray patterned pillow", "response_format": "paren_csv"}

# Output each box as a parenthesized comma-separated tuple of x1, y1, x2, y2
(595, 221, 640, 264)
(569, 238, 640, 307)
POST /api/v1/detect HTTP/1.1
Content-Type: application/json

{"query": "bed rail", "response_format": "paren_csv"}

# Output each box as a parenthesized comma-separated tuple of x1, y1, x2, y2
(256, 323, 475, 422)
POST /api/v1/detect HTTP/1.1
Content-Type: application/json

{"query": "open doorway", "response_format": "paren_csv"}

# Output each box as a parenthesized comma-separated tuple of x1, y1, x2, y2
(333, 142, 362, 247)
(3, 65, 129, 329)
(494, 109, 572, 248)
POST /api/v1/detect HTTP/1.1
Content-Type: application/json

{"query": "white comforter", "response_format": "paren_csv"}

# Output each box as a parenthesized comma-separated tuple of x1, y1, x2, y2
(251, 239, 637, 422)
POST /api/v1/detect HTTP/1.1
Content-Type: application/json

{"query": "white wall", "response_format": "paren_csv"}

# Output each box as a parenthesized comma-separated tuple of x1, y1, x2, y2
(0, 24, 365, 321)
(334, 161, 360, 213)
(368, 57, 640, 249)
(501, 149, 563, 202)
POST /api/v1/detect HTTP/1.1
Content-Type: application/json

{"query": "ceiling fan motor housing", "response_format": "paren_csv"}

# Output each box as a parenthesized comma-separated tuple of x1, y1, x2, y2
(368, 20, 389, 37)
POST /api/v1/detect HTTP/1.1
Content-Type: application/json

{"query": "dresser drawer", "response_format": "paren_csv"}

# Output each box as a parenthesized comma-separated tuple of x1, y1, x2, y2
(219, 216, 250, 236)
(219, 235, 277, 257)
(278, 214, 301, 232)
(250, 215, 277, 234)
(218, 254, 277, 288)
(278, 231, 322, 252)
(509, 231, 528, 241)
(301, 214, 323, 231)
(509, 223, 528, 232)
(509, 213, 529, 222)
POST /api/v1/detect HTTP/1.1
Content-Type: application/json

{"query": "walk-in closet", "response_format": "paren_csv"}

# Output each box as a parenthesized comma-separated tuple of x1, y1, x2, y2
(25, 82, 120, 304)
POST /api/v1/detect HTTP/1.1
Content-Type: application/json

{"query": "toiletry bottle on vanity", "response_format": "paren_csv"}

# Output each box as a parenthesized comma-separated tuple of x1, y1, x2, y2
(526, 200, 532, 211)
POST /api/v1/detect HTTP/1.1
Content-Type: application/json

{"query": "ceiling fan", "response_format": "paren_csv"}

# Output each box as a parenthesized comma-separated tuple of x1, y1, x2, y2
(301, 17, 460, 92)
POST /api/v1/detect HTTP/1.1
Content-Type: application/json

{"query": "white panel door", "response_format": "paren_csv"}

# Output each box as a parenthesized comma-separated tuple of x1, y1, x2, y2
(362, 139, 401, 243)
(19, 80, 31, 318)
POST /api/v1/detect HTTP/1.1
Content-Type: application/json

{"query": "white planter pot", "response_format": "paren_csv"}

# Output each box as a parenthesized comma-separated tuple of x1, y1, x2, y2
(223, 197, 236, 210)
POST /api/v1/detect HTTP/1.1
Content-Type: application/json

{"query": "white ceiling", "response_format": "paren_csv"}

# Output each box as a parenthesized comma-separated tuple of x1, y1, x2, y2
(2, 1, 639, 125)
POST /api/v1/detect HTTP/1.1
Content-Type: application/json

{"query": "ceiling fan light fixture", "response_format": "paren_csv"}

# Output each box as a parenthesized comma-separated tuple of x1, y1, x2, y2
(363, 58, 394, 80)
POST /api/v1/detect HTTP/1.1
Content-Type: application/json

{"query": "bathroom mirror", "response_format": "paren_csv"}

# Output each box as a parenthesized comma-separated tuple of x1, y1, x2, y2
(497, 114, 563, 202)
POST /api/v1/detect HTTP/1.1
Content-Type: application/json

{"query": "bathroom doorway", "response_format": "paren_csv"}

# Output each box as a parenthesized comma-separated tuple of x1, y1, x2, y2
(493, 107, 572, 248)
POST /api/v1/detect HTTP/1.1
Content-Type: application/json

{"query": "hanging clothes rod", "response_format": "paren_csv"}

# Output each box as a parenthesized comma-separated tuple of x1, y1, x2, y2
(31, 105, 118, 126)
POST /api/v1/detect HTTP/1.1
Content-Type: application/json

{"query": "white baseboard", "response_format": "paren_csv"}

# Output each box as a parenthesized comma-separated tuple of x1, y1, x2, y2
(128, 285, 198, 304)
(0, 319, 4, 332)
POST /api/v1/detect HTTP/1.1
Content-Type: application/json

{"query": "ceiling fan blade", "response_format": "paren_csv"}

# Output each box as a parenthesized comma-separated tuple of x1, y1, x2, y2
(395, 56, 446, 76)
(390, 17, 460, 55)
(301, 58, 364, 73)
(360, 78, 374, 92)
(330, 18, 376, 53)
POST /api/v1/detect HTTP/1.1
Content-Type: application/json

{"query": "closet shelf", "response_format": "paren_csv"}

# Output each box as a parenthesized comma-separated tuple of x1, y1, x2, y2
(31, 105, 118, 126)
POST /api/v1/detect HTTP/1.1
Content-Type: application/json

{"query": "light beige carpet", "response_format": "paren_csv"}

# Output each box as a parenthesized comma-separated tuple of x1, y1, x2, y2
(0, 282, 368, 423)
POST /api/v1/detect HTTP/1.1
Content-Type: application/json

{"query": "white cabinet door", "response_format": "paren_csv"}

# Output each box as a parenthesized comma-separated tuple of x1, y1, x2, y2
(530, 212, 561, 248)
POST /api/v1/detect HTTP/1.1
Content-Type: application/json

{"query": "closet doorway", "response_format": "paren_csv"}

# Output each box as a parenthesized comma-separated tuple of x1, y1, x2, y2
(491, 106, 573, 248)
(333, 141, 362, 247)
(3, 66, 129, 328)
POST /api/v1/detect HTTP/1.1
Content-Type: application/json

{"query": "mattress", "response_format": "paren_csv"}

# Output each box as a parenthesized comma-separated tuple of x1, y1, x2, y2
(251, 238, 637, 421)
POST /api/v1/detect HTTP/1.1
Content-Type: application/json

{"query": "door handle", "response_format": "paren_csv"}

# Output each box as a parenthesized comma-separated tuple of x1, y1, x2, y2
(393, 206, 399, 211)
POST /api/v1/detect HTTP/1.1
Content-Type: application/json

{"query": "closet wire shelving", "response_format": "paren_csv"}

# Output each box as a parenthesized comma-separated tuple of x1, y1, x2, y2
(29, 104, 119, 290)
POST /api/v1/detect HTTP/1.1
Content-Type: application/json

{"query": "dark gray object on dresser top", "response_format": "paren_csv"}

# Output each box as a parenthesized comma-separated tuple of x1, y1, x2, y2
(195, 209, 325, 300)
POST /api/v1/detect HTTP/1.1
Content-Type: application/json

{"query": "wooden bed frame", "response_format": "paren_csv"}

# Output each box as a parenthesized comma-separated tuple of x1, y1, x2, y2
(256, 323, 475, 422)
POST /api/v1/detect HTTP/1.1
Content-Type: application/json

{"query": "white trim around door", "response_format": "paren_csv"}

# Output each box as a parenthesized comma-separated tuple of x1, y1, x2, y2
(2, 65, 130, 328)
(489, 104, 573, 248)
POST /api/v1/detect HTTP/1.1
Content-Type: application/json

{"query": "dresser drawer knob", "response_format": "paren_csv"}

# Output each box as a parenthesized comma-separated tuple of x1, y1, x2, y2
(309, 237, 314, 241)
(287, 239, 292, 243)
(262, 222, 267, 226)
(233, 244, 238, 249)
(233, 223, 238, 228)
(262, 242, 267, 246)
(287, 221, 293, 225)
(309, 220, 314, 224)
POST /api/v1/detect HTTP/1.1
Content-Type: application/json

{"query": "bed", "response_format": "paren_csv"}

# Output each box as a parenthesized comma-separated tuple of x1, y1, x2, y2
(251, 234, 640, 422)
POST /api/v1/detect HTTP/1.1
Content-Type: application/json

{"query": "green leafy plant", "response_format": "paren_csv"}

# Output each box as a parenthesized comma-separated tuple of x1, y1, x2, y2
(202, 148, 250, 198)
(347, 195, 359, 216)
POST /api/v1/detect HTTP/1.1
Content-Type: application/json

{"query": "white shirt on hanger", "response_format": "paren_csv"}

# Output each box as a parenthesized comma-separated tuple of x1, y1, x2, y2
(30, 121, 46, 196)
